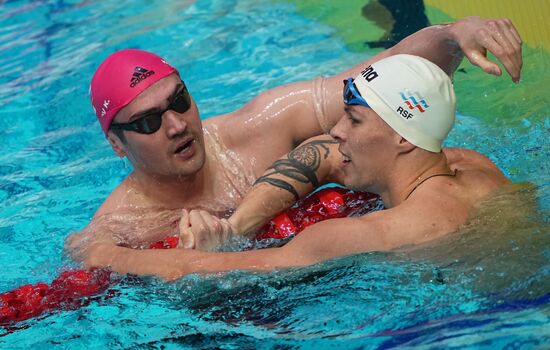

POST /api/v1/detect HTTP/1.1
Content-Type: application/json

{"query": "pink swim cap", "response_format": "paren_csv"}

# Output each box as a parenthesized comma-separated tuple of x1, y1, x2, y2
(90, 49, 178, 136)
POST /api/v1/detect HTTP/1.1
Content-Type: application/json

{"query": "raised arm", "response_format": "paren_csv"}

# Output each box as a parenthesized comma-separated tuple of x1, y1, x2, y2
(216, 17, 522, 161)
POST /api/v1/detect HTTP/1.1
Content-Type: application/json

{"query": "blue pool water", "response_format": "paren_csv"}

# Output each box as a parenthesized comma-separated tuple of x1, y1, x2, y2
(0, 0, 549, 348)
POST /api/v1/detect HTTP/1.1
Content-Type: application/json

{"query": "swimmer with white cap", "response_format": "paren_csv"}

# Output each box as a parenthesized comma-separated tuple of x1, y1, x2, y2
(84, 54, 513, 280)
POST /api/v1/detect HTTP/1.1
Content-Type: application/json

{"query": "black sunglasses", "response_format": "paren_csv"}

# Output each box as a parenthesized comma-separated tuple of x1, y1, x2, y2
(110, 84, 192, 134)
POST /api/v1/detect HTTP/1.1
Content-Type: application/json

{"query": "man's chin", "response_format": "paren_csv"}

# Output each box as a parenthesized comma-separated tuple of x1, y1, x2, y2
(175, 157, 206, 178)
(343, 178, 369, 192)
(343, 178, 359, 191)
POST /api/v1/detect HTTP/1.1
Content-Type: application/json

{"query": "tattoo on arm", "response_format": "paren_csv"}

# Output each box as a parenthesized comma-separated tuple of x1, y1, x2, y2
(254, 138, 338, 201)
(254, 178, 301, 202)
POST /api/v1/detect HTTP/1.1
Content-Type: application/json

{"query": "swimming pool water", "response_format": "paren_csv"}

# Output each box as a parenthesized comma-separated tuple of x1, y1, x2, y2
(0, 0, 549, 348)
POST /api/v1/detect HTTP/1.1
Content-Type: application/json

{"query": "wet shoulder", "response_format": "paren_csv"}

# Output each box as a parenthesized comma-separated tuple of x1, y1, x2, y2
(444, 147, 509, 187)
(203, 111, 252, 148)
(92, 177, 145, 218)
(444, 147, 498, 169)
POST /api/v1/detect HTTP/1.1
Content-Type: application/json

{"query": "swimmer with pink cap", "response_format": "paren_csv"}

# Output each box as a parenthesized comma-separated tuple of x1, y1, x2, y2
(72, 18, 523, 271)
(90, 49, 178, 136)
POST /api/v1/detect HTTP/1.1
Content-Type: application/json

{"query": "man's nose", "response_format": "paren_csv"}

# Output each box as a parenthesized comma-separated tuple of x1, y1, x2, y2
(163, 110, 187, 138)
(329, 115, 347, 142)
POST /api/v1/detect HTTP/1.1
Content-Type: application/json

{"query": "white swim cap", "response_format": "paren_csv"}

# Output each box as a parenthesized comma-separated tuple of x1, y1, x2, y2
(353, 54, 456, 152)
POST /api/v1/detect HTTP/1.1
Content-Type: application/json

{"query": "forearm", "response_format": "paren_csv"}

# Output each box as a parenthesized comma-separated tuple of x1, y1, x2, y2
(89, 216, 392, 280)
(86, 244, 189, 281)
(88, 243, 291, 281)
(333, 23, 461, 83)
(229, 184, 298, 236)
(65, 227, 119, 262)
(230, 136, 342, 235)
(389, 23, 463, 76)
(114, 217, 380, 280)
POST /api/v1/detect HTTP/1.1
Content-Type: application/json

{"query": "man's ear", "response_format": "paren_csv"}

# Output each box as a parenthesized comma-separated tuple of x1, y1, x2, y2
(107, 131, 127, 158)
(397, 137, 416, 154)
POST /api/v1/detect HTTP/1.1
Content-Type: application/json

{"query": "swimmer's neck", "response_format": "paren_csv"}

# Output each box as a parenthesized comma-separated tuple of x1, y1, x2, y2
(378, 152, 451, 208)
(127, 152, 218, 209)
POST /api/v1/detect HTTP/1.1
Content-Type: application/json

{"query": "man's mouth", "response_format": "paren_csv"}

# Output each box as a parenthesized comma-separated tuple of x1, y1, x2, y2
(174, 138, 196, 159)
(339, 147, 351, 164)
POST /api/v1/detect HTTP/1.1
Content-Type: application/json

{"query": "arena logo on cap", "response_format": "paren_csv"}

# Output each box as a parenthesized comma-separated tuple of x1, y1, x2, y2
(130, 66, 155, 88)
(396, 90, 429, 120)
(360, 65, 378, 82)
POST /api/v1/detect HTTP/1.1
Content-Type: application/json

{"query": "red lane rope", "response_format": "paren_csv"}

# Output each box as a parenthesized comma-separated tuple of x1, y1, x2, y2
(0, 188, 379, 327)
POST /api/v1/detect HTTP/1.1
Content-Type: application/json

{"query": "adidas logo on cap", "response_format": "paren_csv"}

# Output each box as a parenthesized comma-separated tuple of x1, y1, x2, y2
(130, 66, 155, 88)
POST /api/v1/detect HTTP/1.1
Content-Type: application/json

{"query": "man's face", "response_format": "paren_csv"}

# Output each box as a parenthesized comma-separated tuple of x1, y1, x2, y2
(330, 105, 399, 191)
(109, 73, 206, 179)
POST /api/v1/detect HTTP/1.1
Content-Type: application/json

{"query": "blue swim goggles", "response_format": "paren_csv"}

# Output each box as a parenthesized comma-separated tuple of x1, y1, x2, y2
(343, 77, 370, 108)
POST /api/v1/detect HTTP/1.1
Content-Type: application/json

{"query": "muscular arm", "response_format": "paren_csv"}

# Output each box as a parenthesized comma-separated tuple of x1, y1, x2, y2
(215, 17, 522, 168)
(230, 135, 343, 235)
(87, 193, 466, 281)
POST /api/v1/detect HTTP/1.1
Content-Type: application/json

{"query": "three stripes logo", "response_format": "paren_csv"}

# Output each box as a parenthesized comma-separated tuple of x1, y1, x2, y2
(130, 67, 155, 88)
(400, 89, 429, 113)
